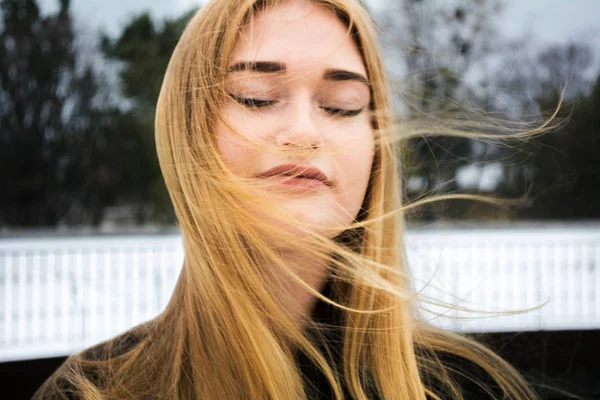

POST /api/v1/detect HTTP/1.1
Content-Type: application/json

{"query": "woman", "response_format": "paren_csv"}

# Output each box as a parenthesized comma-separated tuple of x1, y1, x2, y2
(34, 0, 538, 398)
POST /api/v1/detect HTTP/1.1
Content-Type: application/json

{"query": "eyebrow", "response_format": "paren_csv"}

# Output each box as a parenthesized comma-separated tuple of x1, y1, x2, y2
(228, 61, 286, 74)
(227, 61, 371, 87)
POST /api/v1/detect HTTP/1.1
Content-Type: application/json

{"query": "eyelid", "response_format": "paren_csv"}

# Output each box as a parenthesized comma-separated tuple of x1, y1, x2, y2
(320, 106, 365, 117)
(228, 93, 365, 117)
(228, 93, 278, 108)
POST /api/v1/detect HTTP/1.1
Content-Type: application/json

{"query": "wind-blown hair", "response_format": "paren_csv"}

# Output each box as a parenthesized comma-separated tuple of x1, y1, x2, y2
(36, 0, 538, 399)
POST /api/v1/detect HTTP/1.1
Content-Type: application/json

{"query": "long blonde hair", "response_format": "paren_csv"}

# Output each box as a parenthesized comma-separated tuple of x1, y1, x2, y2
(40, 0, 538, 398)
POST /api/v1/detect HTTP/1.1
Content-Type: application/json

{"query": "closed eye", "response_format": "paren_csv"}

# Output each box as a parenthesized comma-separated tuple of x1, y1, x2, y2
(320, 106, 364, 118)
(229, 94, 364, 118)
(229, 94, 277, 108)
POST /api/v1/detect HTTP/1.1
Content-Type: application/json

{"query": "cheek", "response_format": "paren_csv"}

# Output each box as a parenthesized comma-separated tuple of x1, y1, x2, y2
(332, 126, 375, 215)
(215, 116, 260, 178)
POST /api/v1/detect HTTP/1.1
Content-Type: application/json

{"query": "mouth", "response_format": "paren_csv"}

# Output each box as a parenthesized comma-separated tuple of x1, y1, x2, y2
(262, 174, 329, 190)
(257, 164, 333, 189)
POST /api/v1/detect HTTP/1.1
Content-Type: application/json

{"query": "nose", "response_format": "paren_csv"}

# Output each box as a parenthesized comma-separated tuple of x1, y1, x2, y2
(275, 98, 324, 150)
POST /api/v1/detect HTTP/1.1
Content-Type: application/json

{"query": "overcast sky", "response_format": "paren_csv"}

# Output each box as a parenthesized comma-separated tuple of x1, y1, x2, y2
(38, 0, 600, 49)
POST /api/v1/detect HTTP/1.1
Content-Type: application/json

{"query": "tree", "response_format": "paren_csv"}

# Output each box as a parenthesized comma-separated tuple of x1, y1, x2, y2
(377, 0, 508, 220)
(1, 0, 101, 226)
(381, 0, 505, 111)
(0, 0, 162, 227)
(99, 10, 195, 224)
(492, 42, 594, 118)
(515, 72, 600, 219)
(484, 41, 599, 219)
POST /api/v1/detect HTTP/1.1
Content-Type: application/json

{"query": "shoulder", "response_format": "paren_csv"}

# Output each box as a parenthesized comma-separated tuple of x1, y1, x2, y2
(32, 322, 154, 400)
(79, 321, 152, 361)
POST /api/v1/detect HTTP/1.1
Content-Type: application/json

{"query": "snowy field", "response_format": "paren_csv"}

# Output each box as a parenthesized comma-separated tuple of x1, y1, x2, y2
(1, 225, 599, 362)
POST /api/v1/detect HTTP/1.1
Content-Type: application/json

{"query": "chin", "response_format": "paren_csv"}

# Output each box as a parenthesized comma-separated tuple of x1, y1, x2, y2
(280, 205, 350, 239)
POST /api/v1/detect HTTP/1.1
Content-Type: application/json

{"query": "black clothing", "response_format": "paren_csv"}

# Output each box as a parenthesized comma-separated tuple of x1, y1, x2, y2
(297, 277, 504, 399)
(33, 277, 506, 399)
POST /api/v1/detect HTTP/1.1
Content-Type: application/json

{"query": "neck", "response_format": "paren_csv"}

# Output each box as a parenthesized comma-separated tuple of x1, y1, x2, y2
(270, 250, 331, 330)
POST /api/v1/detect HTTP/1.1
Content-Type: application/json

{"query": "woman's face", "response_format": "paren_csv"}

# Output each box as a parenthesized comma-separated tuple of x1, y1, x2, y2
(215, 0, 374, 239)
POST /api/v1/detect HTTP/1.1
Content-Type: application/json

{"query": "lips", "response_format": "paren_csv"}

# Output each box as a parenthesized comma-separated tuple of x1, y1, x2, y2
(257, 164, 332, 186)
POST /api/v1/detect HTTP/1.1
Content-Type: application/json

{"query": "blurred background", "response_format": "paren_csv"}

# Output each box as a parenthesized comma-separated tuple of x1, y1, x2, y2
(1, 0, 599, 398)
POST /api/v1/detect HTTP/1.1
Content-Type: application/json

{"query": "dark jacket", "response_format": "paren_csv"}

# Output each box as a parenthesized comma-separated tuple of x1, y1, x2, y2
(33, 278, 506, 399)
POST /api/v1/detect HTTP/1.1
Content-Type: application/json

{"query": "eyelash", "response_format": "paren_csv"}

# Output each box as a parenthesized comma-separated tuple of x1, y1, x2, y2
(228, 94, 364, 118)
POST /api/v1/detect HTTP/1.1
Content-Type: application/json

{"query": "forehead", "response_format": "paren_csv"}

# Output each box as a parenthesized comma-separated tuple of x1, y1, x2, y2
(230, 1, 366, 76)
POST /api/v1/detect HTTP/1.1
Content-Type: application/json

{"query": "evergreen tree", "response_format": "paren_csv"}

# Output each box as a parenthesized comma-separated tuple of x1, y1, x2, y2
(0, 0, 161, 227)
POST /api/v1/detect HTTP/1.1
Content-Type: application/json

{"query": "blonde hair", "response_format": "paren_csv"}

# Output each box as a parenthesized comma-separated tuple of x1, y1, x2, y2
(38, 0, 539, 398)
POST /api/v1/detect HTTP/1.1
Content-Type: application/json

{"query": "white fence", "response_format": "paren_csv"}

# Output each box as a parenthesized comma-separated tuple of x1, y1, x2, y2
(1, 225, 599, 362)
(406, 226, 600, 333)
